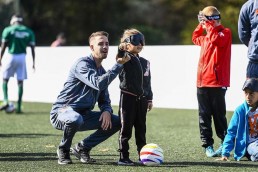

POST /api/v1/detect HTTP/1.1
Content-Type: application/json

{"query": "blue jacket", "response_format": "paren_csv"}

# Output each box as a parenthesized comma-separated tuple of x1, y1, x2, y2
(238, 0, 258, 62)
(222, 101, 250, 161)
(50, 54, 123, 115)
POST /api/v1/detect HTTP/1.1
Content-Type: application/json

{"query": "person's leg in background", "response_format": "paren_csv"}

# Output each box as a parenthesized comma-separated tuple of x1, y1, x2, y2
(16, 80, 23, 113)
(0, 79, 9, 109)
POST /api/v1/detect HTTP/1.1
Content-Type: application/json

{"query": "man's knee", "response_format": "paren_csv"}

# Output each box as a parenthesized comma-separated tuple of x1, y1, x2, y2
(67, 113, 83, 128)
(60, 109, 83, 128)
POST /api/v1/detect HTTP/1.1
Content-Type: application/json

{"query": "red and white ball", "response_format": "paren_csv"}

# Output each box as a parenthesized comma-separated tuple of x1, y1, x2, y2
(140, 143, 164, 166)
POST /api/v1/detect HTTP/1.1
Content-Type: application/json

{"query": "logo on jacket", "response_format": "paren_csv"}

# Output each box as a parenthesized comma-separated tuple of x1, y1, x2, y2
(218, 32, 224, 37)
(144, 61, 150, 76)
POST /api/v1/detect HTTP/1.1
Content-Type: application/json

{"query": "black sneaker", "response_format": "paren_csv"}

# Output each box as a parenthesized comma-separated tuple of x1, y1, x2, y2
(71, 143, 96, 163)
(137, 158, 143, 165)
(57, 148, 72, 165)
(117, 158, 134, 166)
(0, 103, 8, 111)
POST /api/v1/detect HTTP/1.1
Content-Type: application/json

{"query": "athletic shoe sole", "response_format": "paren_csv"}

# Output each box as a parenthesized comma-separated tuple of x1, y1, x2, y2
(117, 161, 134, 166)
(70, 147, 95, 163)
(57, 149, 72, 165)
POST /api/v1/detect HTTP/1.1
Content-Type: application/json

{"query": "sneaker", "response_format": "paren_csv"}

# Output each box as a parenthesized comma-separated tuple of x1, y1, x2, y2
(117, 158, 134, 166)
(213, 144, 223, 157)
(16, 105, 23, 114)
(250, 153, 258, 161)
(250, 155, 258, 161)
(137, 159, 143, 165)
(0, 103, 8, 111)
(205, 146, 215, 157)
(57, 148, 72, 165)
(71, 143, 96, 163)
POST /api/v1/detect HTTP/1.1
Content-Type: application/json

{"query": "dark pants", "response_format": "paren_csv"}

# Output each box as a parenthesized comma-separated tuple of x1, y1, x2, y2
(197, 87, 228, 148)
(50, 107, 121, 150)
(247, 61, 258, 78)
(118, 92, 148, 159)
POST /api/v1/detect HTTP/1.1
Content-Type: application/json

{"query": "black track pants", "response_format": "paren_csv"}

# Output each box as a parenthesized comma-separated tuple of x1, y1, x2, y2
(197, 87, 228, 148)
(118, 92, 148, 159)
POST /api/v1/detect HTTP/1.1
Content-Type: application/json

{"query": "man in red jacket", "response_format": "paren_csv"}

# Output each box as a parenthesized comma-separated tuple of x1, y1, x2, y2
(192, 6, 232, 158)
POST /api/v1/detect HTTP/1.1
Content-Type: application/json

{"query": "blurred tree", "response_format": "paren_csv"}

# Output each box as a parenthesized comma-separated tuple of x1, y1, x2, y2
(183, 0, 246, 44)
(0, 0, 16, 31)
(19, 0, 130, 45)
(0, 0, 248, 45)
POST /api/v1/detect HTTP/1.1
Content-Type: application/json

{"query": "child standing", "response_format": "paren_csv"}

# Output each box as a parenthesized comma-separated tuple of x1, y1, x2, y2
(192, 6, 232, 157)
(217, 78, 258, 161)
(117, 28, 153, 165)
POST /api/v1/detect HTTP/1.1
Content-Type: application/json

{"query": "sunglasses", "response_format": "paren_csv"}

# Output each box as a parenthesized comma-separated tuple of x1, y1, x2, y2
(124, 33, 145, 46)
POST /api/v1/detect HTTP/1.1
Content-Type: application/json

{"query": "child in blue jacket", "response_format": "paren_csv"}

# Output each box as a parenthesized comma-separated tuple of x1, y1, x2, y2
(218, 78, 258, 161)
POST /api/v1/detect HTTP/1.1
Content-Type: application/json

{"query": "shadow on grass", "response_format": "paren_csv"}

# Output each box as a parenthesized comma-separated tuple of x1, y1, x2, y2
(77, 160, 258, 168)
(0, 111, 50, 115)
(160, 161, 258, 168)
(0, 133, 59, 138)
(93, 161, 258, 169)
(22, 111, 50, 115)
(0, 153, 56, 161)
(91, 154, 118, 157)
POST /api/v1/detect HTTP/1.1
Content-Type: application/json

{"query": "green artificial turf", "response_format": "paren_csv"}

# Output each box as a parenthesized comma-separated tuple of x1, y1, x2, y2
(0, 102, 258, 172)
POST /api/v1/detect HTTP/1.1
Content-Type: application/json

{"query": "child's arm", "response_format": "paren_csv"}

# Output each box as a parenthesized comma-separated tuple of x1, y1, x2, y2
(221, 109, 240, 158)
(192, 24, 205, 46)
(205, 22, 231, 48)
(145, 60, 153, 111)
(216, 110, 240, 161)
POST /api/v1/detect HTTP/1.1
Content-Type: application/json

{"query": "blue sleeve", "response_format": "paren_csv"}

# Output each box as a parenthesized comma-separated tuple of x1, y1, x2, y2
(222, 107, 240, 157)
(238, 2, 252, 46)
(74, 59, 122, 91)
(98, 89, 113, 114)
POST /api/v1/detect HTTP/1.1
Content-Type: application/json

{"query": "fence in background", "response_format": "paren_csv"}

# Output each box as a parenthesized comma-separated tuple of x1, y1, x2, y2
(1, 45, 247, 111)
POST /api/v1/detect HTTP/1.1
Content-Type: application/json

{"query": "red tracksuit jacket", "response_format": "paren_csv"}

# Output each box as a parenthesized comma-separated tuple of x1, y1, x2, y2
(192, 22, 232, 87)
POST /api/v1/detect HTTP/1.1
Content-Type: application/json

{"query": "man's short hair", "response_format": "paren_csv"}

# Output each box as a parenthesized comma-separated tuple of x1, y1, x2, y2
(88, 31, 109, 45)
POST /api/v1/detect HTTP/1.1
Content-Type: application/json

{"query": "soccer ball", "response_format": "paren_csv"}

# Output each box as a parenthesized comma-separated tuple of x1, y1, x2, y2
(5, 102, 15, 113)
(140, 143, 164, 166)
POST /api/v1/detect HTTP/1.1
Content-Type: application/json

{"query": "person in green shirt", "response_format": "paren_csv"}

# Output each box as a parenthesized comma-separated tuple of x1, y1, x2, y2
(0, 14, 36, 113)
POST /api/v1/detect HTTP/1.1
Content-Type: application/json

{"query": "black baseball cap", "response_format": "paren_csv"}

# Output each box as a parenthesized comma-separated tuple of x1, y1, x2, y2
(242, 78, 258, 92)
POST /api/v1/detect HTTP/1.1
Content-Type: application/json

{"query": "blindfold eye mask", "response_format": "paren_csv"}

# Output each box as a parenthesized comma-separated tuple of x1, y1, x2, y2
(205, 14, 221, 20)
(124, 33, 145, 46)
(198, 14, 221, 23)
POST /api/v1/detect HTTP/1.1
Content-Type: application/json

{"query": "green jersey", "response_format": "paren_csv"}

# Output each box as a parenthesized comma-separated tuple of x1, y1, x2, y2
(1, 24, 35, 54)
